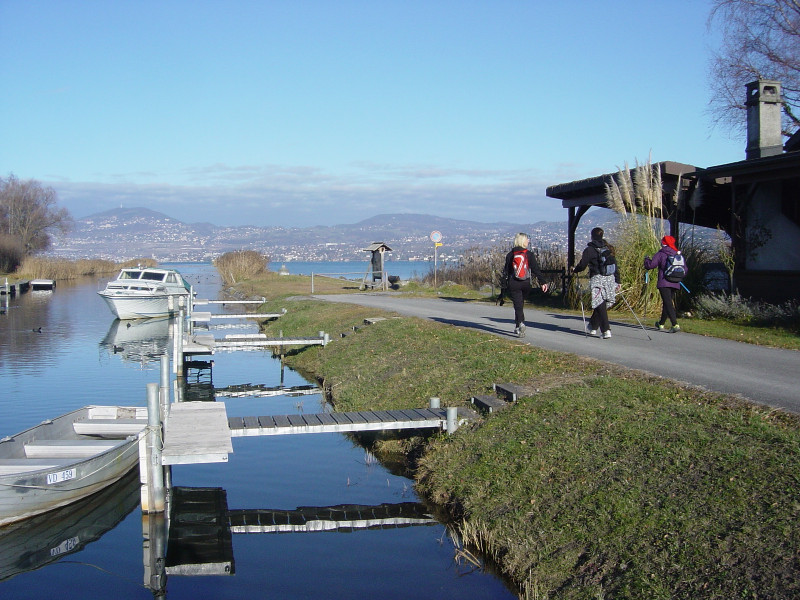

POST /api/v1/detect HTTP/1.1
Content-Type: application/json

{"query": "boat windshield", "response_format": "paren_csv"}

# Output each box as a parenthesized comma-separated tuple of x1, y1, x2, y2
(140, 271, 167, 282)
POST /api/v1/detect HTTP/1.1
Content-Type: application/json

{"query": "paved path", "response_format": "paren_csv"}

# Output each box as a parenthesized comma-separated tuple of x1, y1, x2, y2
(314, 293, 800, 414)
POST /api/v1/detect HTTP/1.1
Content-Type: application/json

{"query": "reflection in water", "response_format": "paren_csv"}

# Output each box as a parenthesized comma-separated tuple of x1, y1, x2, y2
(0, 469, 140, 582)
(144, 485, 437, 593)
(99, 317, 174, 368)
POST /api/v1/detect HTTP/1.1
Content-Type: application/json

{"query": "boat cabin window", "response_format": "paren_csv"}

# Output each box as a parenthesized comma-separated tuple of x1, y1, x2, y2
(118, 270, 140, 280)
(165, 274, 177, 283)
(141, 271, 166, 282)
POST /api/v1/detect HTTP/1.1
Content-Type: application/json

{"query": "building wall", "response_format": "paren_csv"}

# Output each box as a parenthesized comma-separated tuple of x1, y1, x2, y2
(745, 181, 800, 270)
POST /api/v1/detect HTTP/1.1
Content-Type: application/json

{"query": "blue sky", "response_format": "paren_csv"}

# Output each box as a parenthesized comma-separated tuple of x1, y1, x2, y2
(0, 0, 744, 227)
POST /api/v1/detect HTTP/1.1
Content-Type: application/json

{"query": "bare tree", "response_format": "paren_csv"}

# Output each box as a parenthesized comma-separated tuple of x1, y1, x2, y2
(708, 0, 800, 136)
(0, 174, 72, 254)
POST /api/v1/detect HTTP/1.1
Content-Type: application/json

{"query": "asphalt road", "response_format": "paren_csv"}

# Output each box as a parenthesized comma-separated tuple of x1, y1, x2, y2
(314, 293, 800, 414)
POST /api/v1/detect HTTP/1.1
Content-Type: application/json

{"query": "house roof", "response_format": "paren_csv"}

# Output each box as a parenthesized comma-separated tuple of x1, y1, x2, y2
(363, 242, 392, 252)
(691, 150, 800, 183)
(546, 161, 697, 208)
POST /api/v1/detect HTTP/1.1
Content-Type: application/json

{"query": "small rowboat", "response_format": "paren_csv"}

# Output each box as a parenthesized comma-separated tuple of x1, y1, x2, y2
(0, 406, 147, 526)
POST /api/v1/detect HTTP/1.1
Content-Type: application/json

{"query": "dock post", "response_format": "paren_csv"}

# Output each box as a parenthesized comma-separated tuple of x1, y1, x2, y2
(175, 303, 185, 378)
(446, 406, 458, 433)
(142, 512, 167, 595)
(160, 354, 170, 420)
(429, 397, 440, 409)
(144, 382, 166, 513)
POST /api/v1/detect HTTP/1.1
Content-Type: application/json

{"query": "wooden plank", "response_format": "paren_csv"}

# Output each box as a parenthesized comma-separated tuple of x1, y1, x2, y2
(386, 410, 412, 422)
(257, 416, 277, 429)
(24, 439, 123, 459)
(227, 417, 245, 430)
(471, 395, 508, 413)
(398, 409, 426, 422)
(341, 412, 367, 424)
(302, 414, 323, 427)
(286, 415, 307, 427)
(161, 402, 232, 465)
(316, 413, 337, 426)
(358, 411, 386, 423)
(73, 418, 147, 437)
(493, 383, 525, 402)
(243, 416, 261, 430)
(273, 415, 291, 428)
(373, 410, 394, 421)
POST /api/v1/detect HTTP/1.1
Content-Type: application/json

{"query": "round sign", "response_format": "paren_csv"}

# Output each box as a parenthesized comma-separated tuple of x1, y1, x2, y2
(430, 230, 442, 243)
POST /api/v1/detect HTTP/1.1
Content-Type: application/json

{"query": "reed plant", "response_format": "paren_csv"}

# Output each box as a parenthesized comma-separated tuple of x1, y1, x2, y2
(213, 250, 269, 286)
(15, 256, 122, 279)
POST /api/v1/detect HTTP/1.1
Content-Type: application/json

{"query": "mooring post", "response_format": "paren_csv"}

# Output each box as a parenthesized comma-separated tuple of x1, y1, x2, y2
(159, 354, 170, 421)
(145, 382, 166, 513)
(429, 397, 440, 409)
(142, 512, 167, 595)
(446, 406, 458, 433)
(311, 272, 315, 294)
(175, 303, 185, 378)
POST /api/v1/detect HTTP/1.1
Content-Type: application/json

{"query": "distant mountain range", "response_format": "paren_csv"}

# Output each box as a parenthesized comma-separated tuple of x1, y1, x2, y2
(48, 207, 617, 263)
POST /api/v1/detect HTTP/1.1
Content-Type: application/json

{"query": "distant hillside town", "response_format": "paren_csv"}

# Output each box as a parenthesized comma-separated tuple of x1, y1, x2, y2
(48, 207, 619, 264)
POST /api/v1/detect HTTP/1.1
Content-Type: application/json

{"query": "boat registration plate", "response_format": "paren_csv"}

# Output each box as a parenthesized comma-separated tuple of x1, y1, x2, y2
(47, 468, 77, 484)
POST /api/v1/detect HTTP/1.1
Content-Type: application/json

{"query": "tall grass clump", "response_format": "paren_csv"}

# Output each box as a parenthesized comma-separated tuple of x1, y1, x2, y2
(16, 256, 121, 279)
(214, 250, 269, 286)
(694, 292, 800, 332)
(600, 159, 667, 315)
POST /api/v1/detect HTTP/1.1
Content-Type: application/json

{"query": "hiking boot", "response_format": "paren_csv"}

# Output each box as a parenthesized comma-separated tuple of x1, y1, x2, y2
(671, 324, 681, 333)
(518, 323, 526, 338)
(586, 326, 597, 336)
(655, 321, 665, 331)
(602, 330, 612, 339)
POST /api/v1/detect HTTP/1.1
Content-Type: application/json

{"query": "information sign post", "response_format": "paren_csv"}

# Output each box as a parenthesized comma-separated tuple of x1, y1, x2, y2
(430, 231, 443, 288)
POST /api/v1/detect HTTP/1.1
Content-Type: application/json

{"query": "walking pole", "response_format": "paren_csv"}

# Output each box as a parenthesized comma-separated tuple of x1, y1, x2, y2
(619, 290, 652, 341)
(580, 296, 588, 337)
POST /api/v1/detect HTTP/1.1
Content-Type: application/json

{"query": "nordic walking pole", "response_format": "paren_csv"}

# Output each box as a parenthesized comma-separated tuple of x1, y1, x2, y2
(580, 296, 588, 336)
(680, 281, 691, 294)
(619, 290, 652, 341)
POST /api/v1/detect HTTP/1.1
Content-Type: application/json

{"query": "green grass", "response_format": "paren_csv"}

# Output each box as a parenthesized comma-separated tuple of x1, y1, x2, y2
(252, 295, 800, 599)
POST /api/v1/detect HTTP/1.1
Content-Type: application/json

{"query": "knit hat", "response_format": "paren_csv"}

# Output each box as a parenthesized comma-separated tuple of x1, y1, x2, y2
(661, 235, 677, 251)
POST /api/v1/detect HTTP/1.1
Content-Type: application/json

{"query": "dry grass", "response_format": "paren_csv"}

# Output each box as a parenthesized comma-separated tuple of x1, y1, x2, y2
(213, 250, 269, 286)
(14, 256, 144, 279)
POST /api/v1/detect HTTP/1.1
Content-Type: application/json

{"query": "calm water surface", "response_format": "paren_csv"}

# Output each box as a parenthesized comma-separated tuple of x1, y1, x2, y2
(0, 264, 514, 599)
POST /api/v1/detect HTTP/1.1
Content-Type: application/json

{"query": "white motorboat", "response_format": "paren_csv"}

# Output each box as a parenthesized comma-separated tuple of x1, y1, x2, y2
(0, 406, 147, 527)
(98, 266, 192, 319)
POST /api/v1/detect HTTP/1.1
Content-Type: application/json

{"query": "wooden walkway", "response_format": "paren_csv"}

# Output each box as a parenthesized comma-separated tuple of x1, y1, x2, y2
(158, 402, 472, 465)
(228, 407, 472, 437)
(161, 402, 233, 465)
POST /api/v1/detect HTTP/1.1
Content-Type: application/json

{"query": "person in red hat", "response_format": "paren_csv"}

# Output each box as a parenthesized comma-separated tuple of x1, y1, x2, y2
(644, 235, 685, 332)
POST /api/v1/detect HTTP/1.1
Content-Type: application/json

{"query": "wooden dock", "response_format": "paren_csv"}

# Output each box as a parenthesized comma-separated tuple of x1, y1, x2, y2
(228, 406, 473, 437)
(161, 402, 233, 465)
(182, 333, 329, 355)
(158, 402, 471, 465)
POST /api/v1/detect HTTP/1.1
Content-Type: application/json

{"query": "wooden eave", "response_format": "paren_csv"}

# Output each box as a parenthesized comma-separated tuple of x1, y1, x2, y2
(546, 161, 697, 208)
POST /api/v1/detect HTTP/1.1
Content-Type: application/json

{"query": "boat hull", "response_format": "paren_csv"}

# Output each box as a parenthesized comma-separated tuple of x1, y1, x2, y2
(98, 291, 184, 319)
(0, 406, 146, 527)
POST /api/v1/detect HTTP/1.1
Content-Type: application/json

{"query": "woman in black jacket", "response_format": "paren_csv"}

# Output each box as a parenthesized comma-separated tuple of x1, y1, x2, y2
(502, 232, 548, 337)
(572, 227, 621, 339)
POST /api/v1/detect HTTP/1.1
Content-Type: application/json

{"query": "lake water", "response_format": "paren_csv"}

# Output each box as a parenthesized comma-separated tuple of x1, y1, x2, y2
(0, 264, 514, 599)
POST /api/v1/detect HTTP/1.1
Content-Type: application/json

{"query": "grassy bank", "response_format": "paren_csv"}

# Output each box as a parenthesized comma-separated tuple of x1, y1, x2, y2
(248, 293, 800, 599)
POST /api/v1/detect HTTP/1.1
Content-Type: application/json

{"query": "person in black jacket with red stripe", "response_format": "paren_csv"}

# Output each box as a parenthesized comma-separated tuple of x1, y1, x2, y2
(502, 232, 548, 338)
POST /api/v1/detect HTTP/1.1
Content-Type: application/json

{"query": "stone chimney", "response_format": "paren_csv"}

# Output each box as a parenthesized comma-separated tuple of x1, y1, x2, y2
(746, 80, 783, 159)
